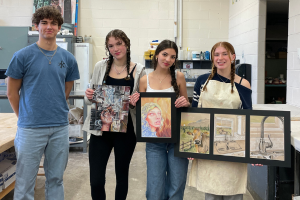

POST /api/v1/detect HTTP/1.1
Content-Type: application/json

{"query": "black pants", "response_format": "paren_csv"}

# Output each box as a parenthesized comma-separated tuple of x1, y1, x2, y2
(89, 131, 137, 200)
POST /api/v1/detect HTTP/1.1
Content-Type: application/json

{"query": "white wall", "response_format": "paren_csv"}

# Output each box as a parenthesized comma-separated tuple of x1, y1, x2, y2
(0, 0, 229, 69)
(0, 0, 33, 26)
(228, 0, 266, 104)
(287, 0, 300, 107)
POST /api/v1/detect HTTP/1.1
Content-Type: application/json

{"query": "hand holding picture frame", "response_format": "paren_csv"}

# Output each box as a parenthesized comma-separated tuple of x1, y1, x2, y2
(174, 107, 291, 168)
(136, 92, 177, 143)
(89, 85, 131, 133)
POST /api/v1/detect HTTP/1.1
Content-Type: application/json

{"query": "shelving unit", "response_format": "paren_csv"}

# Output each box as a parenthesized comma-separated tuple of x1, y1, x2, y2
(265, 84, 286, 87)
(0, 182, 15, 199)
(0, 113, 18, 199)
(145, 59, 212, 69)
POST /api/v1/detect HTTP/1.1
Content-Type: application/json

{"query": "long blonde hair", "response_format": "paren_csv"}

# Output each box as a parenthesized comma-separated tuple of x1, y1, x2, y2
(202, 42, 236, 93)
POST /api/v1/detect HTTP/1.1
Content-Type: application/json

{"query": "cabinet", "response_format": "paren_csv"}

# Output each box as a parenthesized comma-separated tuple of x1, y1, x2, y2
(0, 27, 29, 113)
(265, 40, 287, 104)
(73, 43, 93, 108)
(27, 35, 76, 54)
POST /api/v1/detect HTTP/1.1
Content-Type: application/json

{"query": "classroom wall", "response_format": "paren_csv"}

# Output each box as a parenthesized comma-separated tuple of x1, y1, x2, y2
(287, 0, 300, 107)
(0, 0, 229, 69)
(228, 0, 267, 104)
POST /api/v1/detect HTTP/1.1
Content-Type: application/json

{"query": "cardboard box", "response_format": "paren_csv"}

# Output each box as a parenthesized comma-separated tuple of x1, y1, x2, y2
(276, 52, 287, 59)
(68, 124, 83, 137)
(0, 159, 16, 189)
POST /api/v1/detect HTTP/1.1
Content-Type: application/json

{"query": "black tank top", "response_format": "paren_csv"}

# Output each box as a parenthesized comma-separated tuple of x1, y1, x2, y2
(103, 64, 136, 134)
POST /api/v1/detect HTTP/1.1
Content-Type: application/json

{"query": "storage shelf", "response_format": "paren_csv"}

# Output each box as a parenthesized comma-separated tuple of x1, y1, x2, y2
(265, 84, 286, 87)
(0, 181, 15, 199)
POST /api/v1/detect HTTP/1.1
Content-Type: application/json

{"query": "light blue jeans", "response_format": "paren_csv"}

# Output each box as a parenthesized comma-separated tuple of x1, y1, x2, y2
(13, 125, 69, 200)
(146, 143, 189, 200)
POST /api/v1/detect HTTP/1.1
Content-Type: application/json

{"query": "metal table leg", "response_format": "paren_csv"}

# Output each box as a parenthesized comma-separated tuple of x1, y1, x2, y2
(295, 149, 300, 195)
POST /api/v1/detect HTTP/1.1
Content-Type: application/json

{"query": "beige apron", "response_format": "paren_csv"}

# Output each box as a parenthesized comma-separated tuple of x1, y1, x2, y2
(188, 80, 247, 195)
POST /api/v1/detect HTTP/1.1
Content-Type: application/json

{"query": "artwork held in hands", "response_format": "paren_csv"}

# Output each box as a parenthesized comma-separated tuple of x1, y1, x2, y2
(141, 98, 172, 138)
(89, 85, 131, 132)
(179, 113, 210, 154)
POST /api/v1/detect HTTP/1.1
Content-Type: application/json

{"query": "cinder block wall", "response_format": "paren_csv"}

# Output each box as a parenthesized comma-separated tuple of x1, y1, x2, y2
(0, 0, 229, 69)
(228, 0, 267, 104)
(287, 0, 300, 107)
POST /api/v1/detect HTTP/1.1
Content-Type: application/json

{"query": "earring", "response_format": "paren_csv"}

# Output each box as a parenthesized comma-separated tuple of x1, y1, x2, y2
(156, 57, 158, 62)
(231, 60, 234, 64)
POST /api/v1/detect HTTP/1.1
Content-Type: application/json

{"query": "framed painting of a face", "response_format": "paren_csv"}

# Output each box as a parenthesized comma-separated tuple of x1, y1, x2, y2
(136, 92, 176, 143)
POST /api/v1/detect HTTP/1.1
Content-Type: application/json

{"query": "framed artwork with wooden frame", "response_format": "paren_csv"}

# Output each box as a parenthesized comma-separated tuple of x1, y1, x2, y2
(136, 92, 177, 143)
(174, 107, 291, 168)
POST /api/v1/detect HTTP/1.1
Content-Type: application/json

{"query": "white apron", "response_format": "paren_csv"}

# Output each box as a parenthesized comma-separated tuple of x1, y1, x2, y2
(188, 80, 247, 195)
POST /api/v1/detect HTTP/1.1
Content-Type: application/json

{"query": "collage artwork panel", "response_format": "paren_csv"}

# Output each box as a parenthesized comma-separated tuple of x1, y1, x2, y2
(89, 85, 131, 133)
(213, 114, 246, 157)
(250, 115, 285, 161)
(179, 113, 210, 154)
(141, 97, 172, 138)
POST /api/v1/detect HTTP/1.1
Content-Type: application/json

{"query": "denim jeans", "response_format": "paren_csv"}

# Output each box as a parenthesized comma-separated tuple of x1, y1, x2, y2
(146, 143, 189, 200)
(13, 125, 69, 200)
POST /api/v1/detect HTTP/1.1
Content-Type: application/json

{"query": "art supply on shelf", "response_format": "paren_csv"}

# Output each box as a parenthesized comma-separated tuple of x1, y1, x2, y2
(192, 51, 200, 60)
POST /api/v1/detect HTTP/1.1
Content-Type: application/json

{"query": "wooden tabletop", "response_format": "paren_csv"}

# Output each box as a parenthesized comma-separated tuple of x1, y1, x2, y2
(0, 113, 17, 153)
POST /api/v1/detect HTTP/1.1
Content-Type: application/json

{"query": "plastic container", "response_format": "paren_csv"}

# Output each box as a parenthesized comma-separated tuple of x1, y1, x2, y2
(192, 51, 200, 60)
(204, 51, 210, 60)
(187, 48, 191, 60)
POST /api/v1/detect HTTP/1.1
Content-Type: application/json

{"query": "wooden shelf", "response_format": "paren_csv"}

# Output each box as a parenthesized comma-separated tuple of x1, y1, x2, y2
(0, 181, 15, 199)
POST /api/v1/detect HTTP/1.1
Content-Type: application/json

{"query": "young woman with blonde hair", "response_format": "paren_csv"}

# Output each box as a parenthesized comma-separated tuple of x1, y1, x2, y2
(189, 41, 253, 200)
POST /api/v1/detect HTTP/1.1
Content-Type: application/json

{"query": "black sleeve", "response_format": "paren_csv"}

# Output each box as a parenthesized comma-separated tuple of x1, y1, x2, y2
(192, 77, 202, 107)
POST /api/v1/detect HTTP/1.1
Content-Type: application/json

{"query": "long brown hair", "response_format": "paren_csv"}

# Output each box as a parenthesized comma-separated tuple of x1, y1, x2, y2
(103, 29, 131, 85)
(152, 40, 180, 98)
(202, 41, 236, 93)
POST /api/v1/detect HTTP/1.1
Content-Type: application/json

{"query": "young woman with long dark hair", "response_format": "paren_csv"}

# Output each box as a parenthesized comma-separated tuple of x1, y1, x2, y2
(82, 29, 146, 200)
(139, 39, 190, 200)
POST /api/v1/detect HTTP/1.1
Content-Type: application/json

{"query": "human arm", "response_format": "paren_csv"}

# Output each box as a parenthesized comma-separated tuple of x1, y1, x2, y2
(130, 67, 146, 107)
(7, 77, 22, 117)
(174, 72, 190, 108)
(65, 81, 74, 100)
(139, 74, 147, 92)
(84, 61, 106, 105)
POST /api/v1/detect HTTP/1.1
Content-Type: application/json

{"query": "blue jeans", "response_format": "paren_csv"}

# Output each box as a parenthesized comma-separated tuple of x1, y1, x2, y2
(146, 143, 189, 200)
(13, 126, 69, 200)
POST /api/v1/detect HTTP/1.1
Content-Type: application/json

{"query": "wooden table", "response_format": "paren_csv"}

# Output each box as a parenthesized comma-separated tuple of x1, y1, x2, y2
(0, 113, 17, 199)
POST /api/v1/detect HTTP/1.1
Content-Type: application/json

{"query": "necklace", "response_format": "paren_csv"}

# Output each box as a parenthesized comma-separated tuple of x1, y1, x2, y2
(114, 63, 127, 75)
(37, 44, 57, 65)
(217, 73, 229, 83)
(154, 71, 169, 83)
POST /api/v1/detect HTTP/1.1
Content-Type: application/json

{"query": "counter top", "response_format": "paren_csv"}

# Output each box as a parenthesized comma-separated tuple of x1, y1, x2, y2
(0, 113, 17, 153)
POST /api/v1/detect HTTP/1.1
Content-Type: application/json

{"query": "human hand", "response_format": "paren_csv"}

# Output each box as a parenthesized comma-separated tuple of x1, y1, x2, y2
(251, 164, 263, 167)
(85, 88, 95, 100)
(187, 157, 194, 160)
(175, 96, 190, 108)
(100, 106, 114, 125)
(129, 92, 140, 107)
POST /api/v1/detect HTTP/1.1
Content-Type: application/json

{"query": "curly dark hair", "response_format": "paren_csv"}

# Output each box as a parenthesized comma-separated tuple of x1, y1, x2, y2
(152, 40, 180, 98)
(103, 29, 131, 85)
(32, 6, 63, 26)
